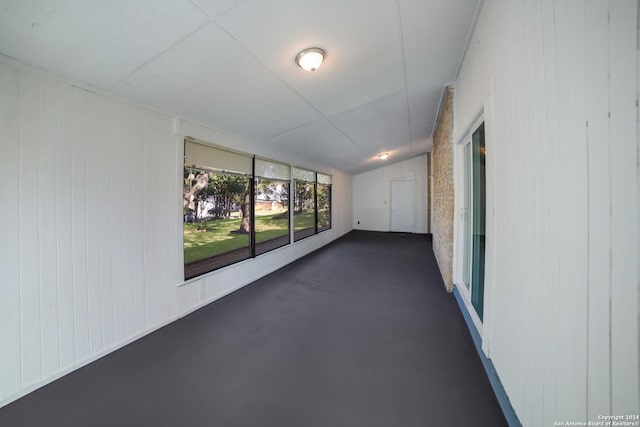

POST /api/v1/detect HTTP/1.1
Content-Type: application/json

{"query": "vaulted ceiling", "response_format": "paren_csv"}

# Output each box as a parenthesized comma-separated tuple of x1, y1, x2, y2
(0, 0, 478, 174)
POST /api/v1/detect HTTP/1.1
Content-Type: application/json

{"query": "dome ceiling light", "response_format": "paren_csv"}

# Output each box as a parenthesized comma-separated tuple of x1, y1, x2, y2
(377, 153, 389, 160)
(295, 47, 325, 72)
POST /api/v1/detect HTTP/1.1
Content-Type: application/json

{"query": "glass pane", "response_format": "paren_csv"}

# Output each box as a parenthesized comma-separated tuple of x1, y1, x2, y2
(183, 167, 251, 279)
(317, 183, 331, 232)
(293, 179, 316, 241)
(255, 177, 290, 255)
(471, 123, 486, 320)
(463, 143, 472, 290)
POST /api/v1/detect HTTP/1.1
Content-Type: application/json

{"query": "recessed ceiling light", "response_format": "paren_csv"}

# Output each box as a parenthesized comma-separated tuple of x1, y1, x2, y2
(296, 47, 325, 72)
(377, 153, 389, 160)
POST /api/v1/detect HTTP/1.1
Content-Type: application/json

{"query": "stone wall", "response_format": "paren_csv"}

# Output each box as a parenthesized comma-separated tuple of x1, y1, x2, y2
(431, 86, 454, 291)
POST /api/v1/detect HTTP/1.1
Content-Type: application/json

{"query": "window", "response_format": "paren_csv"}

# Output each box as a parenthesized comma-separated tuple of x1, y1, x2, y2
(182, 139, 334, 279)
(183, 140, 253, 279)
(317, 173, 332, 232)
(254, 159, 291, 255)
(293, 168, 316, 241)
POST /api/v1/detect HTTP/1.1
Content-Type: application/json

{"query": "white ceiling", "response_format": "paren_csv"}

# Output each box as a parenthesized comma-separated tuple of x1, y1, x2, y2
(0, 0, 478, 174)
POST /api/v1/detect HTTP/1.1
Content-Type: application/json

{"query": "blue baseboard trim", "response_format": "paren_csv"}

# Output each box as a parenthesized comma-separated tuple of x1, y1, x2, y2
(452, 286, 522, 427)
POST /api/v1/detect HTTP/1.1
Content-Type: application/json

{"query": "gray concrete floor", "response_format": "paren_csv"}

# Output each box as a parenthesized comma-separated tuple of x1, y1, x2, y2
(0, 230, 507, 427)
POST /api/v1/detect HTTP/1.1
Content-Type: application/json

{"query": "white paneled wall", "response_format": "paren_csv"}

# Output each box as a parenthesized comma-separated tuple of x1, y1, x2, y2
(0, 64, 180, 401)
(352, 155, 428, 233)
(0, 59, 352, 407)
(453, 0, 638, 425)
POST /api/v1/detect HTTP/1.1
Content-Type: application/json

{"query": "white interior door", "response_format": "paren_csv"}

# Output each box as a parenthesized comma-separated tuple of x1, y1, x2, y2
(391, 180, 413, 232)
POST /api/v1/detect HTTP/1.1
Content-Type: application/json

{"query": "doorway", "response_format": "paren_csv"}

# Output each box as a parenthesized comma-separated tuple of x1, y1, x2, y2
(391, 180, 413, 232)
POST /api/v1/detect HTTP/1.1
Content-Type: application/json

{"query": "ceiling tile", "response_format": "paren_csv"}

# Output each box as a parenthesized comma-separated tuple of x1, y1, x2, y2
(268, 119, 364, 172)
(0, 0, 210, 87)
(363, 128, 412, 157)
(349, 142, 425, 175)
(218, 0, 406, 116)
(399, 0, 478, 134)
(189, 0, 249, 18)
(408, 119, 435, 147)
(0, 0, 479, 174)
(329, 90, 410, 149)
(413, 136, 433, 153)
(400, 0, 477, 82)
(111, 23, 321, 141)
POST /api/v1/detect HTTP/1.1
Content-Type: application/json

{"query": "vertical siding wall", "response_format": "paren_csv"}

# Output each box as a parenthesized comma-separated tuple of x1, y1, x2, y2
(453, 1, 639, 425)
(0, 63, 181, 400)
(0, 60, 353, 407)
(432, 87, 455, 291)
(352, 155, 428, 233)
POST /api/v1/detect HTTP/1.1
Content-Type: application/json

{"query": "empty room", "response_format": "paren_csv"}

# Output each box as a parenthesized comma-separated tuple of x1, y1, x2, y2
(0, 1, 638, 426)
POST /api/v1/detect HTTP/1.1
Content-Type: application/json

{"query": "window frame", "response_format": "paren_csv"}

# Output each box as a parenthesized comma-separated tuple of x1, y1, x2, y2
(182, 138, 333, 280)
(253, 157, 292, 256)
(453, 114, 486, 335)
(183, 165, 253, 280)
(292, 169, 317, 242)
(316, 173, 332, 233)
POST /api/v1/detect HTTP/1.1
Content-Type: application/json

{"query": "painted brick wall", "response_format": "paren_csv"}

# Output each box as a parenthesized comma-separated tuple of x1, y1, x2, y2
(431, 86, 454, 291)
